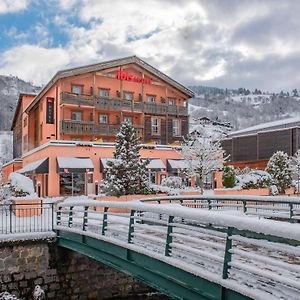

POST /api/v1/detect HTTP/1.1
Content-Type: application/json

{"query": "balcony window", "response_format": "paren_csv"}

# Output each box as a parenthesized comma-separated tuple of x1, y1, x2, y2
(147, 95, 155, 103)
(124, 92, 133, 101)
(168, 98, 176, 106)
(99, 114, 108, 124)
(151, 117, 160, 135)
(172, 119, 181, 136)
(72, 85, 83, 95)
(99, 89, 109, 97)
(124, 116, 133, 124)
(71, 111, 82, 121)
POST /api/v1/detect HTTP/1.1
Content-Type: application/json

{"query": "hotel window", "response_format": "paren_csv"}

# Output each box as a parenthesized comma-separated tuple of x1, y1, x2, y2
(172, 119, 181, 136)
(124, 116, 133, 124)
(124, 92, 133, 101)
(72, 85, 83, 95)
(99, 114, 108, 124)
(71, 111, 82, 121)
(99, 89, 109, 97)
(147, 95, 155, 103)
(151, 117, 160, 135)
(168, 98, 176, 106)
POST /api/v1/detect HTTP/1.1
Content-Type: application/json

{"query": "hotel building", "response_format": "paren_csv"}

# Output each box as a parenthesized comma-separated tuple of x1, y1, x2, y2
(2, 56, 194, 197)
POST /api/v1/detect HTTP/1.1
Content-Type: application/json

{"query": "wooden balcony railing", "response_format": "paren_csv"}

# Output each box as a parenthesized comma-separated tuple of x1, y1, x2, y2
(60, 92, 188, 116)
(60, 120, 144, 137)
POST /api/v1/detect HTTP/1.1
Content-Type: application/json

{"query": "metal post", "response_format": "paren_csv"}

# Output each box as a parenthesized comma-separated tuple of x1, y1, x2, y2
(68, 206, 74, 227)
(95, 180, 99, 195)
(165, 216, 174, 257)
(9, 205, 12, 233)
(289, 203, 294, 222)
(128, 210, 136, 243)
(102, 207, 108, 235)
(222, 227, 233, 279)
(242, 201, 247, 214)
(82, 206, 89, 231)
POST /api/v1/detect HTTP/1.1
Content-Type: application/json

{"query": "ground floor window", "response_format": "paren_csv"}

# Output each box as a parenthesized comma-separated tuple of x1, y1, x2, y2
(149, 172, 156, 184)
(60, 173, 86, 196)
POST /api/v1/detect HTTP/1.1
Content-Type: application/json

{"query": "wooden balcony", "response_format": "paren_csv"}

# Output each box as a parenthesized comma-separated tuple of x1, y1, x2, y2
(60, 92, 188, 116)
(60, 120, 144, 137)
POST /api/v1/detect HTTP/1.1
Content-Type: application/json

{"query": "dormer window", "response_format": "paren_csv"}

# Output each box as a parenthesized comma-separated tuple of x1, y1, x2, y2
(72, 85, 83, 95)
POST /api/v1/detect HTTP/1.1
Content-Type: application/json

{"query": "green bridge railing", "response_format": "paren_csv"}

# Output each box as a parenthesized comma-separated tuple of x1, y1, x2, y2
(137, 194, 300, 222)
(56, 200, 300, 300)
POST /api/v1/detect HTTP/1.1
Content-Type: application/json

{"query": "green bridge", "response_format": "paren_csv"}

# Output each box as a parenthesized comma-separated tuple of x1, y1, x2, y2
(55, 196, 300, 300)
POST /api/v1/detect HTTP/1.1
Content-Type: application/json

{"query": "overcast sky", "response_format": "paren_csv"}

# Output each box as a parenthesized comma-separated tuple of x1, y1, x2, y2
(0, 0, 299, 92)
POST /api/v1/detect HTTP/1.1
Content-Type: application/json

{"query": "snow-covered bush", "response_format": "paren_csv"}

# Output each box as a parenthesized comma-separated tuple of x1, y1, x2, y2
(150, 184, 180, 195)
(266, 151, 293, 194)
(0, 292, 20, 300)
(33, 285, 45, 300)
(222, 166, 236, 188)
(8, 172, 35, 197)
(161, 176, 183, 189)
(236, 170, 271, 189)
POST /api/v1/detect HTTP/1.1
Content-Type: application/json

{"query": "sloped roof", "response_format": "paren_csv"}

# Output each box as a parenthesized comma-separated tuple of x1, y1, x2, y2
(26, 56, 194, 113)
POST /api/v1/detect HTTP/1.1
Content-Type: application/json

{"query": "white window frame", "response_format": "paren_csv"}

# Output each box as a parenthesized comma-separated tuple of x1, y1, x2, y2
(99, 89, 109, 97)
(124, 92, 133, 101)
(71, 111, 82, 121)
(172, 119, 181, 136)
(124, 116, 133, 124)
(168, 98, 175, 106)
(151, 117, 160, 135)
(147, 95, 155, 103)
(72, 85, 83, 95)
(99, 114, 108, 124)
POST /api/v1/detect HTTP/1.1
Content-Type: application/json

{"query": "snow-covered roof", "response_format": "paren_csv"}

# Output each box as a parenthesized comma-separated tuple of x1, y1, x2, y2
(100, 158, 115, 170)
(167, 159, 188, 170)
(146, 159, 166, 170)
(17, 158, 48, 174)
(57, 157, 94, 172)
(229, 116, 300, 137)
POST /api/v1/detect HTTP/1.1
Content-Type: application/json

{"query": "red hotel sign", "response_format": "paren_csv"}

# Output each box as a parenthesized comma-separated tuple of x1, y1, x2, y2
(117, 68, 151, 84)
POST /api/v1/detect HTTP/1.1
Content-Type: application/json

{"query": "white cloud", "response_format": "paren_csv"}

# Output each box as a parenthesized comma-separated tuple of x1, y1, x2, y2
(0, 45, 69, 84)
(0, 0, 29, 14)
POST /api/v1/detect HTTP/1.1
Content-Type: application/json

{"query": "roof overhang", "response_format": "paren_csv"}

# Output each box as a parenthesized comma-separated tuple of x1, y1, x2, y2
(167, 159, 188, 172)
(17, 158, 49, 174)
(57, 157, 94, 173)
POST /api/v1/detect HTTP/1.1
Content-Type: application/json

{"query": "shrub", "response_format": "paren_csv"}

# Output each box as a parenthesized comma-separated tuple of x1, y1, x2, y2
(237, 170, 271, 189)
(222, 166, 236, 188)
(161, 176, 183, 189)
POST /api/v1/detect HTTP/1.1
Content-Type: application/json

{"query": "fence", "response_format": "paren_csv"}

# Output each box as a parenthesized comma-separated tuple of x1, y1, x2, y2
(0, 203, 54, 235)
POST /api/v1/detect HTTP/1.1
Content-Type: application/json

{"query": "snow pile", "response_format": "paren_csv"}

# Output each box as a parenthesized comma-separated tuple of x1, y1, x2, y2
(0, 292, 20, 300)
(236, 170, 271, 189)
(8, 172, 35, 196)
(33, 285, 45, 300)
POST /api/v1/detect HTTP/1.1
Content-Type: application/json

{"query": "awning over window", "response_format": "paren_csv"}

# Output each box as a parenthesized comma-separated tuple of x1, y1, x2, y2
(17, 158, 49, 174)
(146, 159, 166, 171)
(167, 159, 188, 172)
(100, 158, 115, 172)
(57, 157, 94, 173)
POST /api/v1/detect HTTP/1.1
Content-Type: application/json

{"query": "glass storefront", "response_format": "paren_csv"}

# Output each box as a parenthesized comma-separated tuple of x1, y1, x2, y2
(60, 173, 86, 196)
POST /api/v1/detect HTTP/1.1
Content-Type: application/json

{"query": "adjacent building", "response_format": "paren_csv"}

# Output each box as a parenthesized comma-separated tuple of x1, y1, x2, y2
(3, 56, 194, 197)
(222, 116, 300, 169)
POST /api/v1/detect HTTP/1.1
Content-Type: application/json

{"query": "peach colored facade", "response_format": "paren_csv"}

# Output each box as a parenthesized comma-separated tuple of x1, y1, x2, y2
(20, 141, 185, 197)
(2, 160, 23, 184)
(4, 56, 195, 197)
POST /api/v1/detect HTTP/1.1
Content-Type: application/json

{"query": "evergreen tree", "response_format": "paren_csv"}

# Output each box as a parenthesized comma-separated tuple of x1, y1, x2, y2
(222, 166, 236, 188)
(266, 151, 292, 193)
(102, 121, 151, 196)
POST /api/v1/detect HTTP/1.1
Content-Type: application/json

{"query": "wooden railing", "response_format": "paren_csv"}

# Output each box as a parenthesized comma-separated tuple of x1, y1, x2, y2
(60, 120, 144, 136)
(60, 92, 188, 116)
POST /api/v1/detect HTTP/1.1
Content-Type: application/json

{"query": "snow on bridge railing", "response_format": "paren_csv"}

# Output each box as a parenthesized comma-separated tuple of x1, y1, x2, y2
(137, 194, 300, 222)
(0, 203, 55, 241)
(56, 200, 300, 300)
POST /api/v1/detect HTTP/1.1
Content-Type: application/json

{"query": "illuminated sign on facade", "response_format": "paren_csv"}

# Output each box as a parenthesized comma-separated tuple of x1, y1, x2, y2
(117, 68, 151, 84)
